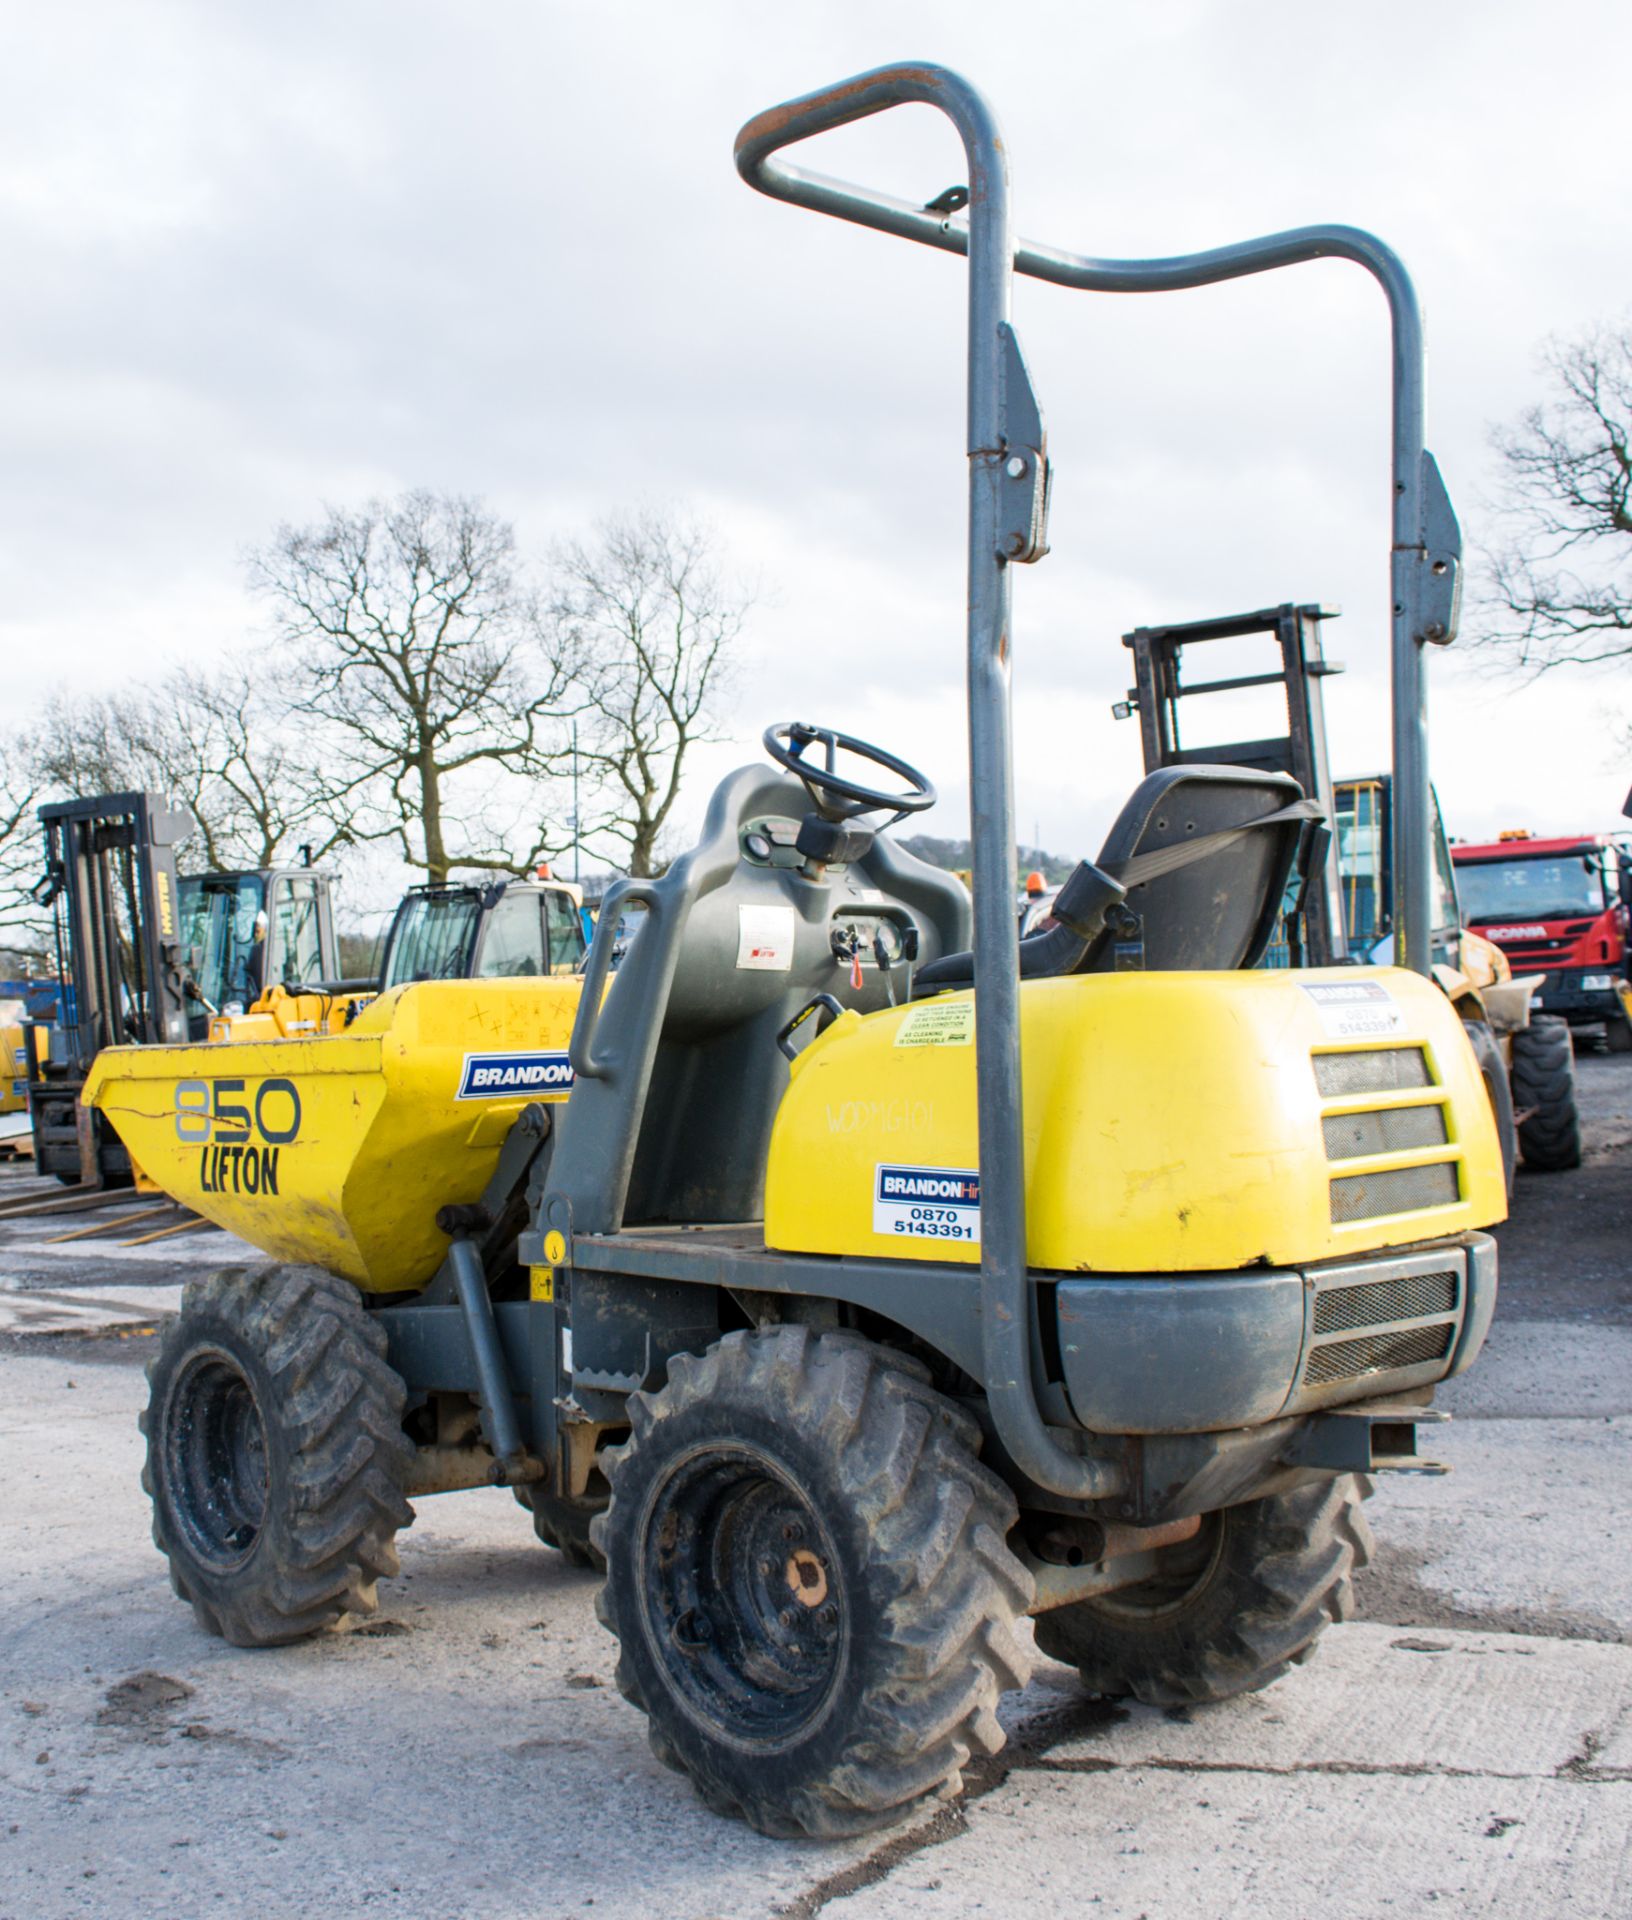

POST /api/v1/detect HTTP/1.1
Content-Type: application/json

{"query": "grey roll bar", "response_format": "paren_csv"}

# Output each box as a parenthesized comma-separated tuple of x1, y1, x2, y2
(735, 61, 1460, 1499)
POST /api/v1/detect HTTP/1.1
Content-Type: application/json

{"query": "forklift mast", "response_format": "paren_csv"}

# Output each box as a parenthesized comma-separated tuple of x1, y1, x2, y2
(1117, 603, 1349, 965)
(25, 792, 196, 1182)
(36, 792, 196, 1060)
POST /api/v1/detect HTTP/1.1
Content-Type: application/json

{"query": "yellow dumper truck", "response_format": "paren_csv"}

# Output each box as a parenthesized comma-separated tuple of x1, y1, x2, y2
(85, 62, 1504, 1841)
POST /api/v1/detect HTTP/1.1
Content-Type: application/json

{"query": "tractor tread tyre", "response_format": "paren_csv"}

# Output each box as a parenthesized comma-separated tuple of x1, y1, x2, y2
(1511, 1016, 1582, 1172)
(516, 1488, 606, 1571)
(1462, 1016, 1516, 1198)
(1034, 1475, 1373, 1708)
(1605, 1015, 1632, 1056)
(141, 1263, 414, 1647)
(591, 1327, 1033, 1839)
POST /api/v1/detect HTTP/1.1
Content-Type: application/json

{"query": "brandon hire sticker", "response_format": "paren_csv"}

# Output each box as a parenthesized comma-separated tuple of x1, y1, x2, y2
(457, 1051, 576, 1100)
(1300, 980, 1407, 1040)
(873, 1164, 981, 1243)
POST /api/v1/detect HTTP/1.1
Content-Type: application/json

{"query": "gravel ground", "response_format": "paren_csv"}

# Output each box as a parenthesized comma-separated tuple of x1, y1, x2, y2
(1, 1050, 1627, 1918)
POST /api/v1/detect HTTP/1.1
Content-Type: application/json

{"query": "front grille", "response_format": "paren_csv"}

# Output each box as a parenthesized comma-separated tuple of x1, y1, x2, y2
(1321, 1106, 1448, 1160)
(1330, 1162, 1460, 1223)
(1303, 1322, 1455, 1386)
(1313, 1048, 1431, 1096)
(1313, 1268, 1459, 1334)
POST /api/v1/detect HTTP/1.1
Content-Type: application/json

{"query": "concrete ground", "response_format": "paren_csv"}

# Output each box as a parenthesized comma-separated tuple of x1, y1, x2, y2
(1, 1053, 1628, 1919)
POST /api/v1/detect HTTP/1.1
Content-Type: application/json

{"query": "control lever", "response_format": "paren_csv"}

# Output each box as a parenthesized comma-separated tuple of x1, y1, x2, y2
(872, 926, 897, 1005)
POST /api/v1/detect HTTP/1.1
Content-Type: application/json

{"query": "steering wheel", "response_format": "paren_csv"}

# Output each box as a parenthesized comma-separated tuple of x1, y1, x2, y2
(763, 722, 937, 825)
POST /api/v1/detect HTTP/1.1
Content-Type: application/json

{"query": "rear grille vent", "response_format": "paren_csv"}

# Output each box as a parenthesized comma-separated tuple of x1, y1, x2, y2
(1321, 1106, 1448, 1160)
(1330, 1162, 1460, 1223)
(1313, 1048, 1432, 1096)
(1303, 1322, 1454, 1387)
(1313, 1269, 1459, 1334)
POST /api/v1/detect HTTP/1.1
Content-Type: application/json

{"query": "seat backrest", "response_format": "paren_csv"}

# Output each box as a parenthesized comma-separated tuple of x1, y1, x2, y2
(544, 763, 973, 1235)
(1078, 764, 1306, 972)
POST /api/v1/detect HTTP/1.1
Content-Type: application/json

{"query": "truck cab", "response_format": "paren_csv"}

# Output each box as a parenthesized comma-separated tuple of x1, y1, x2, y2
(1451, 832, 1631, 1048)
(379, 877, 587, 990)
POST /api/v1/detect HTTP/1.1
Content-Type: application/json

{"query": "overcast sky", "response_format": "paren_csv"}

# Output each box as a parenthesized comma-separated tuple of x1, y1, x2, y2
(3, 0, 1628, 896)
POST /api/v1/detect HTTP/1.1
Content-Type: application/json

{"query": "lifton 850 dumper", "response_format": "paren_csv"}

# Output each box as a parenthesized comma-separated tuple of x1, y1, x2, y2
(86, 63, 1503, 1840)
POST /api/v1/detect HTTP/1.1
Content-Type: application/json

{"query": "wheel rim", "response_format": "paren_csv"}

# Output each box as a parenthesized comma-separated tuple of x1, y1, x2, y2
(1090, 1512, 1226, 1623)
(637, 1444, 847, 1751)
(164, 1350, 270, 1571)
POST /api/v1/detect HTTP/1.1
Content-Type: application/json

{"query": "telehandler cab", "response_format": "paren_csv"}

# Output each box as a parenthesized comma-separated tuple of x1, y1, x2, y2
(86, 63, 1505, 1840)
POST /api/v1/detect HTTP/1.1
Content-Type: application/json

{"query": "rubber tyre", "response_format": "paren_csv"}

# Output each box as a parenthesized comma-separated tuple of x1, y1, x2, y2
(1033, 1475, 1373, 1707)
(1462, 1016, 1516, 1198)
(1510, 1015, 1583, 1172)
(1605, 1014, 1632, 1056)
(591, 1327, 1034, 1838)
(516, 1487, 606, 1571)
(141, 1263, 415, 1646)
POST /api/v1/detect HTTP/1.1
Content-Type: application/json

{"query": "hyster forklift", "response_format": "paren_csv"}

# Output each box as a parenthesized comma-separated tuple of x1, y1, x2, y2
(86, 64, 1506, 1840)
(24, 793, 339, 1184)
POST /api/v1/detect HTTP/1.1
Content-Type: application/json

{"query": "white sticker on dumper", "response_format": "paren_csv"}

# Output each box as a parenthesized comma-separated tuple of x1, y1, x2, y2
(1301, 980, 1407, 1040)
(873, 1164, 981, 1244)
(736, 903, 796, 971)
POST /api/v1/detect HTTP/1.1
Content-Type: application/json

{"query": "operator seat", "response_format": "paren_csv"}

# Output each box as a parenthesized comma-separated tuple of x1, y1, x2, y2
(913, 765, 1319, 992)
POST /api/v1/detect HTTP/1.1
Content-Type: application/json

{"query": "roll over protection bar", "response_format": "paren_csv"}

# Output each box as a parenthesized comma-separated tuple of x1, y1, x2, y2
(735, 61, 1457, 1499)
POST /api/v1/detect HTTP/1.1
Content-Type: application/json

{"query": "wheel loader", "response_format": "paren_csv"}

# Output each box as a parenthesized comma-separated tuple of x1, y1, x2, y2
(84, 63, 1506, 1840)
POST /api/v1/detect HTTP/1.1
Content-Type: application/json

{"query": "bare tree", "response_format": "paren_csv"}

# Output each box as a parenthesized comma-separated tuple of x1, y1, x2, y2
(250, 490, 572, 883)
(541, 509, 749, 876)
(32, 666, 338, 871)
(0, 758, 44, 961)
(1479, 320, 1632, 671)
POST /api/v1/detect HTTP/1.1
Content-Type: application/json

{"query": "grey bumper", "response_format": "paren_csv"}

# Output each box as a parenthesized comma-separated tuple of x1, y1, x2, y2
(1055, 1232, 1496, 1436)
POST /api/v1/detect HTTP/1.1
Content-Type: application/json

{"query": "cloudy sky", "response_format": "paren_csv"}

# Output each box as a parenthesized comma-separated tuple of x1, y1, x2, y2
(3, 0, 1628, 895)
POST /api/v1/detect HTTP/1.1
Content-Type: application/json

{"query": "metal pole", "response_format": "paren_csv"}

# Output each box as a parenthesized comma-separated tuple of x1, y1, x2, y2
(572, 720, 580, 887)
(737, 65, 1105, 1501)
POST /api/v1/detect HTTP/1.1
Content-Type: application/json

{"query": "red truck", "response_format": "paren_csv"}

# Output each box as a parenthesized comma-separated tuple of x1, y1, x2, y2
(1450, 831, 1632, 1052)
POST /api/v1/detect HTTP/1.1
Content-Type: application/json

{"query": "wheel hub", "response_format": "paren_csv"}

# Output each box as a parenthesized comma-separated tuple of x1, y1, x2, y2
(165, 1349, 270, 1571)
(640, 1445, 846, 1749)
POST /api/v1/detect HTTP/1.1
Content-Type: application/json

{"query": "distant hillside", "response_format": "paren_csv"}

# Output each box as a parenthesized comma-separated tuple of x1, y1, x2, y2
(898, 835, 1076, 884)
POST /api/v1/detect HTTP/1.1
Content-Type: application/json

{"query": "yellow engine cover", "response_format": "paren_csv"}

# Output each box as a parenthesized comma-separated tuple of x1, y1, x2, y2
(83, 978, 583, 1292)
(765, 967, 1507, 1272)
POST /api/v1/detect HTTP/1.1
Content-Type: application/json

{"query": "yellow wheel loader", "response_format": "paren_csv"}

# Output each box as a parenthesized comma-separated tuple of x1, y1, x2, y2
(85, 63, 1505, 1841)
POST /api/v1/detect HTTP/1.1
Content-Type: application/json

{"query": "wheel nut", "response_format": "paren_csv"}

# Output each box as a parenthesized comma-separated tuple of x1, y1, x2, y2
(782, 1521, 803, 1542)
(818, 1604, 838, 1629)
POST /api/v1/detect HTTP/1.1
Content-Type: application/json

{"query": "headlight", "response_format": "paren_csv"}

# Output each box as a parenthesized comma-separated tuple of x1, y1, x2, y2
(1581, 973, 1615, 990)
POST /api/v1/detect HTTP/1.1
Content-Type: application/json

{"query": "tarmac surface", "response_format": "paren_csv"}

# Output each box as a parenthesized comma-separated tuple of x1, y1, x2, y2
(1, 1050, 1628, 1919)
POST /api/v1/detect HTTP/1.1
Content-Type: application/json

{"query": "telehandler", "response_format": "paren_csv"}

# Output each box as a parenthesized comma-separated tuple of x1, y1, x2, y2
(86, 63, 1505, 1840)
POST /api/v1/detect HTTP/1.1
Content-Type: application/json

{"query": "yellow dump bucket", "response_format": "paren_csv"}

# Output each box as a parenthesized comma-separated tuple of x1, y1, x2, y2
(83, 978, 583, 1293)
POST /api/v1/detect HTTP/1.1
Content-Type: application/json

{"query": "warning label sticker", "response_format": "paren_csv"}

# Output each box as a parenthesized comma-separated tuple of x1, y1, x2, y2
(893, 1000, 974, 1048)
(873, 1164, 981, 1244)
(736, 903, 796, 971)
(1301, 980, 1407, 1040)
